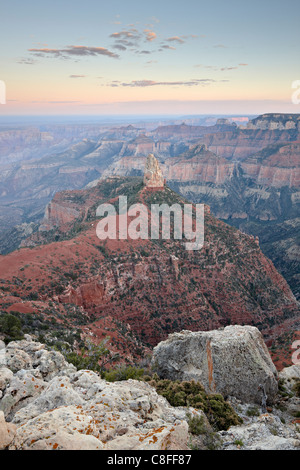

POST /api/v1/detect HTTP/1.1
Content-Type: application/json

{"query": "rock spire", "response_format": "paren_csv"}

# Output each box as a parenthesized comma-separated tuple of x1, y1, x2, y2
(143, 153, 164, 188)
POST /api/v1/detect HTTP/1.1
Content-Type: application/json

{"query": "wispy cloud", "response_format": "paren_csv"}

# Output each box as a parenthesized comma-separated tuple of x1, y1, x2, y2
(28, 45, 119, 59)
(107, 79, 217, 87)
(160, 45, 176, 51)
(166, 36, 185, 44)
(110, 30, 140, 40)
(110, 28, 142, 49)
(220, 66, 238, 71)
(109, 27, 158, 54)
(113, 44, 127, 51)
(195, 63, 248, 72)
(69, 74, 86, 78)
(17, 58, 37, 65)
(24, 24, 199, 66)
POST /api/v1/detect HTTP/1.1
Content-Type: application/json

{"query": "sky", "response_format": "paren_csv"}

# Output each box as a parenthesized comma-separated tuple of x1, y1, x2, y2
(0, 0, 300, 115)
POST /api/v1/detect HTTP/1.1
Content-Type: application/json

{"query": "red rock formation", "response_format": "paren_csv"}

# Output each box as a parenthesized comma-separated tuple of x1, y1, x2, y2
(40, 200, 81, 231)
(0, 177, 299, 364)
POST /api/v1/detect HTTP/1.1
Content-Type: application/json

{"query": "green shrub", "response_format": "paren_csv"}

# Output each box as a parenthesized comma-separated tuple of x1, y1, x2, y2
(147, 378, 242, 431)
(233, 439, 244, 447)
(63, 340, 111, 374)
(246, 406, 260, 417)
(187, 413, 206, 435)
(104, 365, 145, 382)
(0, 313, 24, 343)
(292, 378, 300, 398)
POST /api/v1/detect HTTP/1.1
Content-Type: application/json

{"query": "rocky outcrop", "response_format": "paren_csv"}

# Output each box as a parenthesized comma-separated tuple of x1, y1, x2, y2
(247, 114, 300, 131)
(0, 411, 16, 449)
(218, 413, 300, 450)
(39, 201, 81, 231)
(1, 336, 300, 451)
(143, 154, 165, 188)
(152, 326, 279, 404)
(279, 363, 300, 396)
(0, 338, 201, 450)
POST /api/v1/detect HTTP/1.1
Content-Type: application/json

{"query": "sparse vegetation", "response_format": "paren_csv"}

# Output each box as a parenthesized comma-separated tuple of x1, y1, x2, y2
(186, 412, 207, 435)
(246, 406, 260, 417)
(233, 439, 244, 447)
(0, 313, 24, 343)
(61, 339, 119, 374)
(143, 377, 242, 431)
(292, 378, 300, 398)
(104, 365, 145, 382)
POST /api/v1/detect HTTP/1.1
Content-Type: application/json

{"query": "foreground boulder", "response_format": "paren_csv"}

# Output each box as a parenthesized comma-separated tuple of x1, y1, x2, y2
(151, 325, 278, 404)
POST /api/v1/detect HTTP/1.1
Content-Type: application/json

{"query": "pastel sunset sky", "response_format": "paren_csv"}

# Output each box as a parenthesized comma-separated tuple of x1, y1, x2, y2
(1, 0, 300, 115)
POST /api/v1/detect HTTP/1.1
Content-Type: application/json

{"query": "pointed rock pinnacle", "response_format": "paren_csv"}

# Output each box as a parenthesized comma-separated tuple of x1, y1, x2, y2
(143, 154, 165, 188)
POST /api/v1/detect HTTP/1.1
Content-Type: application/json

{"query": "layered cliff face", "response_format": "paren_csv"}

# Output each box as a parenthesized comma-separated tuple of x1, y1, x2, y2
(247, 114, 300, 131)
(201, 128, 300, 161)
(148, 121, 237, 141)
(163, 145, 235, 184)
(240, 142, 300, 187)
(102, 141, 300, 190)
(100, 136, 300, 191)
(1, 177, 299, 367)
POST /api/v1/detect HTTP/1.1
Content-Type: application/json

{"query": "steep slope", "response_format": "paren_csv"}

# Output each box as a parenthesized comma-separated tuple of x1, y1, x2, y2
(0, 176, 298, 367)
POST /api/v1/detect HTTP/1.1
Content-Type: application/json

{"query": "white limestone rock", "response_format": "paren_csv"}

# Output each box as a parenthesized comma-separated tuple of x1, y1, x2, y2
(219, 413, 300, 450)
(151, 325, 278, 404)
